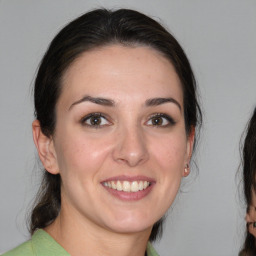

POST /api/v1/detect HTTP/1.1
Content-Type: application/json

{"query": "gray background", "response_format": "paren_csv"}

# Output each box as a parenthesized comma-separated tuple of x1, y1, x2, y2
(0, 0, 256, 255)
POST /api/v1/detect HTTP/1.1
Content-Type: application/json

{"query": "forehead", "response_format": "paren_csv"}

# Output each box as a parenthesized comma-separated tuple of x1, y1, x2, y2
(60, 45, 183, 108)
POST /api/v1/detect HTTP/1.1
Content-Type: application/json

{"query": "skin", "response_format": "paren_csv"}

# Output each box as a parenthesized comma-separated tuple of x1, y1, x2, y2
(246, 190, 256, 237)
(33, 45, 194, 256)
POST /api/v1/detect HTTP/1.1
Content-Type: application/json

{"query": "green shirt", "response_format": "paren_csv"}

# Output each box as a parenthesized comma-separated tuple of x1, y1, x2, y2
(3, 229, 159, 256)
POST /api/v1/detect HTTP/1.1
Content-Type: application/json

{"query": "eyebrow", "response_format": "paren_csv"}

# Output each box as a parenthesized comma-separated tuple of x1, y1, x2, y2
(69, 96, 115, 110)
(69, 95, 181, 111)
(145, 97, 182, 111)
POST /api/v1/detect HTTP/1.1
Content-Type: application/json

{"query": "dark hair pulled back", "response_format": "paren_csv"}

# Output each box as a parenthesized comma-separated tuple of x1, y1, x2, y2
(240, 108, 256, 255)
(31, 8, 202, 241)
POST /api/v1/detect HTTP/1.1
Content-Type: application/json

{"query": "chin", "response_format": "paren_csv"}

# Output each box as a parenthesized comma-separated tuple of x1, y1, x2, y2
(109, 223, 152, 235)
(104, 213, 156, 234)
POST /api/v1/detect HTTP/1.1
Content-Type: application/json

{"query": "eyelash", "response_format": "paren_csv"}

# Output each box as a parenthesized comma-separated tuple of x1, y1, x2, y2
(80, 112, 176, 128)
(80, 113, 111, 128)
(146, 113, 176, 127)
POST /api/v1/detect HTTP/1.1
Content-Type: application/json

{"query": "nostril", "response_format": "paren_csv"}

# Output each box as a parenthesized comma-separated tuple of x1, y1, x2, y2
(112, 131, 149, 167)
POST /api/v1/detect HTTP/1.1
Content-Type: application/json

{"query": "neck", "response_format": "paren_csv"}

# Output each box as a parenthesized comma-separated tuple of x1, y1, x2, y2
(45, 207, 152, 256)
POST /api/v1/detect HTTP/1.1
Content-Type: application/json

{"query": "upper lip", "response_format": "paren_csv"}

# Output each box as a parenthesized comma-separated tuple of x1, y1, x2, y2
(101, 175, 155, 183)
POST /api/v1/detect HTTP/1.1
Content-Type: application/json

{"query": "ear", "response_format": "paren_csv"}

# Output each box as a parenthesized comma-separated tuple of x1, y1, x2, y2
(182, 126, 195, 177)
(32, 120, 59, 175)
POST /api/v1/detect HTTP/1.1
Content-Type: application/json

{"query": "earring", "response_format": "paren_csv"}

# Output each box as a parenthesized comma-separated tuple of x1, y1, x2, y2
(184, 163, 190, 176)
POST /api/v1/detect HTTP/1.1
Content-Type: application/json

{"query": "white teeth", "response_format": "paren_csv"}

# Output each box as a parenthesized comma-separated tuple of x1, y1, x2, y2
(103, 180, 150, 192)
(123, 181, 131, 192)
(111, 181, 116, 189)
(138, 181, 144, 191)
(116, 181, 122, 191)
(131, 181, 139, 192)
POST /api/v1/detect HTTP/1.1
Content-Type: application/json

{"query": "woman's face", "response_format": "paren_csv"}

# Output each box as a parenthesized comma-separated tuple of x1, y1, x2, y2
(246, 190, 256, 237)
(47, 45, 193, 234)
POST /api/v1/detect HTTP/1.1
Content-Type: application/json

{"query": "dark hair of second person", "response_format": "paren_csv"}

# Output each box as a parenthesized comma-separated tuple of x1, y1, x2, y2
(240, 107, 256, 256)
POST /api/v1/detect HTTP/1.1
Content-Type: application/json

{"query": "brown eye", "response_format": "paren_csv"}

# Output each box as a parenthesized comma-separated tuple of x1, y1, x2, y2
(151, 116, 163, 126)
(146, 114, 175, 127)
(82, 113, 110, 127)
(88, 116, 102, 125)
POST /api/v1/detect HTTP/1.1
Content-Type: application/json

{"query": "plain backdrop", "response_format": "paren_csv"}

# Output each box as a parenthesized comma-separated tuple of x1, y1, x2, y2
(0, 0, 255, 255)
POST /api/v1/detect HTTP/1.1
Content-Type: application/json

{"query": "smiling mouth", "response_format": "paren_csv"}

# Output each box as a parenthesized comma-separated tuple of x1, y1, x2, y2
(102, 180, 151, 192)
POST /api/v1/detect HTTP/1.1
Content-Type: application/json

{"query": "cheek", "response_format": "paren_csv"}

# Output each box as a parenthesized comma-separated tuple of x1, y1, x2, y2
(54, 132, 112, 178)
(148, 133, 187, 205)
(150, 133, 188, 172)
(147, 135, 186, 216)
(55, 134, 113, 208)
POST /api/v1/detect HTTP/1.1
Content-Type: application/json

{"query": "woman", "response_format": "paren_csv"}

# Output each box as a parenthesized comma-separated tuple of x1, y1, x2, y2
(4, 8, 202, 255)
(240, 108, 256, 256)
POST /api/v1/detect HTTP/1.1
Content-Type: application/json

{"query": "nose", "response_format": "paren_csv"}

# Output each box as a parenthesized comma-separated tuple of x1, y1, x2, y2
(112, 125, 149, 167)
(246, 213, 251, 222)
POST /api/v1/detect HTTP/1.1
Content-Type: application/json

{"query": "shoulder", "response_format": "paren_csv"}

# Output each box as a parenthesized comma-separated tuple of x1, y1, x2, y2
(147, 242, 159, 256)
(2, 229, 70, 256)
(2, 240, 34, 256)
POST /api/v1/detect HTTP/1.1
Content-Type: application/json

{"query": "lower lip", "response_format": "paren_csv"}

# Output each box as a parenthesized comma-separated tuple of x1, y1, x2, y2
(102, 184, 154, 201)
